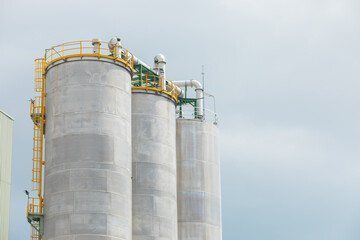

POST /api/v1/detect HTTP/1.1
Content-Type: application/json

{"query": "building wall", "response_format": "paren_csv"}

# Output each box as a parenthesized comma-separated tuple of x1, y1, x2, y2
(0, 110, 14, 240)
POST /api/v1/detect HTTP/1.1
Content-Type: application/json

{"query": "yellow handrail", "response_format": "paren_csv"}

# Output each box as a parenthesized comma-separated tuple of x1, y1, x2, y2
(44, 40, 134, 72)
(132, 73, 180, 102)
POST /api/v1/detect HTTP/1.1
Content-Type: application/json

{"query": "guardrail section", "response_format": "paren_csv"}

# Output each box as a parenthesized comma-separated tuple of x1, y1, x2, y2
(132, 73, 179, 102)
(44, 40, 134, 71)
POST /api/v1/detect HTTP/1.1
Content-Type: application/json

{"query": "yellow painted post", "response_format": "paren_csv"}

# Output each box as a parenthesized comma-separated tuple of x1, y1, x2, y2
(98, 41, 100, 57)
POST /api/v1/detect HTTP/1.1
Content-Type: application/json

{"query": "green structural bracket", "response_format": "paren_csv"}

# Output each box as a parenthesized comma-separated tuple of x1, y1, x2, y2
(30, 113, 46, 135)
(132, 64, 160, 88)
(178, 97, 197, 105)
(27, 213, 44, 237)
(30, 113, 46, 126)
(177, 97, 198, 119)
(134, 64, 157, 76)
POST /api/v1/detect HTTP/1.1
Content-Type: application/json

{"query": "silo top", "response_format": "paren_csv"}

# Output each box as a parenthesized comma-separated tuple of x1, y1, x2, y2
(131, 73, 181, 103)
(44, 40, 134, 73)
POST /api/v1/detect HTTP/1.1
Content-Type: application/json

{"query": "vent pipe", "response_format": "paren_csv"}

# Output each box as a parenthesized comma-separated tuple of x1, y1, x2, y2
(153, 54, 166, 78)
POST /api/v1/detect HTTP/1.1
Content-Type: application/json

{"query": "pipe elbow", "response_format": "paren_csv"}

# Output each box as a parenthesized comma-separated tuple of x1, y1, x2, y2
(190, 80, 202, 90)
(173, 80, 202, 90)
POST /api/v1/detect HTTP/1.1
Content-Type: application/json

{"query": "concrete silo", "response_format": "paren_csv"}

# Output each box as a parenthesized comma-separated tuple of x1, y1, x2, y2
(175, 83, 222, 240)
(131, 54, 179, 240)
(30, 40, 134, 240)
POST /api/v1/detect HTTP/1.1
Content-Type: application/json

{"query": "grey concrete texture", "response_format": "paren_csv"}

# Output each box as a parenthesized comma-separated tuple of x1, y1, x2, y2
(44, 58, 132, 240)
(0, 111, 13, 240)
(132, 92, 178, 240)
(176, 119, 222, 240)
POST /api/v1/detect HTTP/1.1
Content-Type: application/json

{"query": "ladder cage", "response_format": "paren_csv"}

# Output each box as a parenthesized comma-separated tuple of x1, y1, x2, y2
(27, 58, 46, 240)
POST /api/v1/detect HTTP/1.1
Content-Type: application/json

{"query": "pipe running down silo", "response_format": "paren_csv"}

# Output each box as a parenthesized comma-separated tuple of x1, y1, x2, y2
(108, 36, 152, 70)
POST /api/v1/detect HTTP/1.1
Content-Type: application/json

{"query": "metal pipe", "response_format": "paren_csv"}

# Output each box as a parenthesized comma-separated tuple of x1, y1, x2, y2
(153, 54, 166, 90)
(132, 55, 152, 70)
(204, 92, 216, 115)
(173, 80, 204, 118)
(153, 54, 166, 78)
(204, 92, 218, 124)
(108, 37, 151, 70)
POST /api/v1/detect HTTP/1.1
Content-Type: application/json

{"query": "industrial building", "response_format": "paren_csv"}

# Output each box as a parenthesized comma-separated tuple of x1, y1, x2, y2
(0, 110, 14, 240)
(26, 37, 222, 240)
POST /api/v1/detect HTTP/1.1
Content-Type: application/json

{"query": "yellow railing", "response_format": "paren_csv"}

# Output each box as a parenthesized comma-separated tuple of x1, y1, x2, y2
(30, 96, 44, 192)
(27, 197, 40, 216)
(44, 40, 134, 72)
(132, 74, 180, 102)
(31, 224, 40, 240)
(27, 197, 41, 240)
(34, 58, 45, 92)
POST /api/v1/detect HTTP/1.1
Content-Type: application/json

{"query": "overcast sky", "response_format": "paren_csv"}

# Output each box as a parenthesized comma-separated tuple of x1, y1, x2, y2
(1, 0, 360, 239)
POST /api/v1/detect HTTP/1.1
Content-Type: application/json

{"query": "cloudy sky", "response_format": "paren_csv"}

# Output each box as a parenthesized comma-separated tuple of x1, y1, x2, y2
(1, 0, 360, 239)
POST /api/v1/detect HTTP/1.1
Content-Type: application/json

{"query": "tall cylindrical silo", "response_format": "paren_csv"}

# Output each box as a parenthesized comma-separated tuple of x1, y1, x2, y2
(44, 54, 132, 239)
(176, 119, 222, 240)
(132, 89, 178, 239)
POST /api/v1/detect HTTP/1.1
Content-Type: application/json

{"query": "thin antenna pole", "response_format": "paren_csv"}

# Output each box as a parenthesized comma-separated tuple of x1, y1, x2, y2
(202, 65, 205, 119)
(202, 65, 205, 89)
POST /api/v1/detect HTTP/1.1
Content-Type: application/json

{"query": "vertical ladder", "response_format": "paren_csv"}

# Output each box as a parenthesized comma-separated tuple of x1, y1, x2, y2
(27, 58, 46, 240)
(31, 223, 40, 240)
